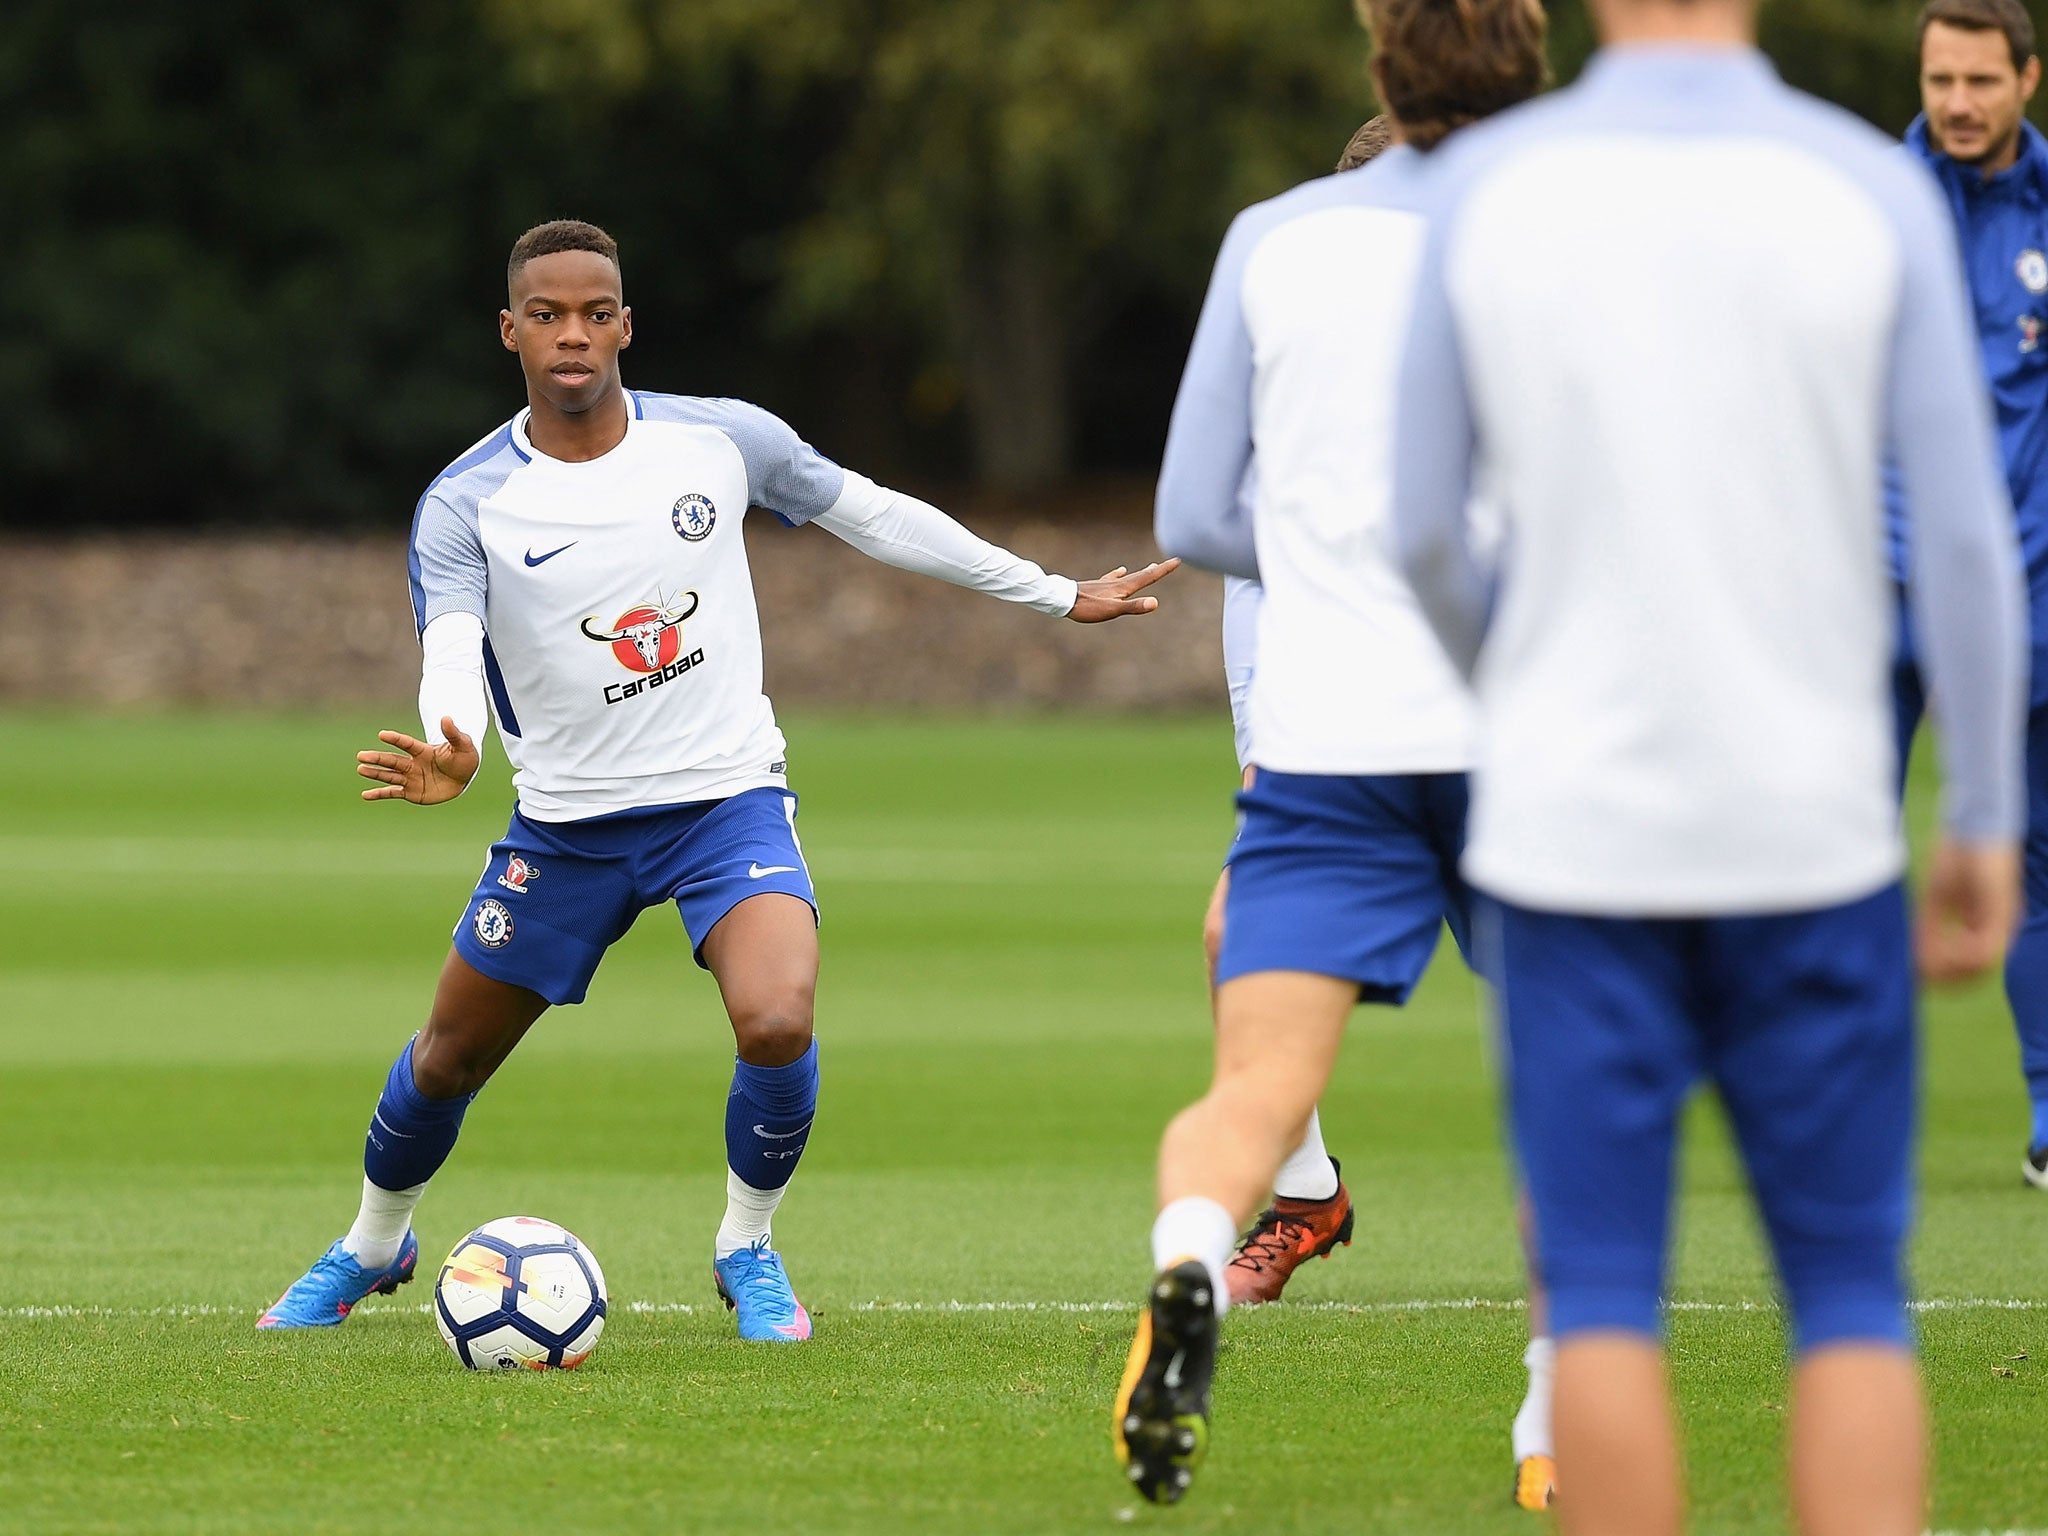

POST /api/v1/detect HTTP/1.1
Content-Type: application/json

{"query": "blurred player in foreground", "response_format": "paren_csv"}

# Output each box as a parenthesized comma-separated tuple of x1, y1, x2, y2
(1120, 0, 1549, 1504)
(1393, 0, 2025, 1526)
(258, 220, 1175, 1341)
(1194, 118, 1558, 1509)
(1891, 0, 2048, 1188)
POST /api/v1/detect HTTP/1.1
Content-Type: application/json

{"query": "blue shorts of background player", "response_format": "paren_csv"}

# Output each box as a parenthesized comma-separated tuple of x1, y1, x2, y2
(1486, 883, 1916, 1351)
(1217, 769, 1473, 995)
(454, 787, 818, 1005)
(1895, 598, 2048, 1170)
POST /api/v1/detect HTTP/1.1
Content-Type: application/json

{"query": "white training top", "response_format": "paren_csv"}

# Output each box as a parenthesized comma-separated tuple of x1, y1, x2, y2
(1220, 576, 1262, 771)
(410, 390, 1075, 820)
(1393, 47, 2026, 914)
(1155, 147, 1476, 776)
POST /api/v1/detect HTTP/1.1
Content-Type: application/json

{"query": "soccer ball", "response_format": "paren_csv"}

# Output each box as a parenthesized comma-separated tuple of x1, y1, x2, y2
(433, 1216, 608, 1371)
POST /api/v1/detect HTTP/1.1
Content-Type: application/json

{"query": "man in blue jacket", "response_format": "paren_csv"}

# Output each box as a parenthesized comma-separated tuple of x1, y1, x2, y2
(1898, 0, 2048, 1189)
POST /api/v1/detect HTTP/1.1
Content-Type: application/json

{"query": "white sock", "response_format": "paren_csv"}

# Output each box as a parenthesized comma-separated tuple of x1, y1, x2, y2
(1272, 1109, 1340, 1201)
(1150, 1196, 1237, 1317)
(340, 1177, 426, 1269)
(1512, 1335, 1556, 1462)
(715, 1169, 787, 1259)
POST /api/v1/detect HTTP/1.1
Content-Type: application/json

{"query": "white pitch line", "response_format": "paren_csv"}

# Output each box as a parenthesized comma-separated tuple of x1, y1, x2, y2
(5, 1296, 2044, 1321)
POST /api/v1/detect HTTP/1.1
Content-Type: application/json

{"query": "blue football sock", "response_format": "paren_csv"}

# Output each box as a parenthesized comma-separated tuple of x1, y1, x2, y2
(362, 1038, 475, 1192)
(725, 1041, 818, 1191)
(2004, 909, 2048, 1153)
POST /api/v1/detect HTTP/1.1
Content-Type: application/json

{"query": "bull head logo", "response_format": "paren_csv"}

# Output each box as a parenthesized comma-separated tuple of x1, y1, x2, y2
(581, 589, 700, 672)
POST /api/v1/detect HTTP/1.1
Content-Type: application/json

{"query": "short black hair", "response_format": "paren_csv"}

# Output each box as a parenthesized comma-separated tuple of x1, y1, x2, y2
(507, 220, 621, 292)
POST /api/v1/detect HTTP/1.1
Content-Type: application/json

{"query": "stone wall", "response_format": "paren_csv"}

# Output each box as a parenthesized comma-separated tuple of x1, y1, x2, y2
(0, 515, 1227, 712)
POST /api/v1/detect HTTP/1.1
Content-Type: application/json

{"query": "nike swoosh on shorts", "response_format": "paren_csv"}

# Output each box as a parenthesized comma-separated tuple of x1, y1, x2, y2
(748, 863, 800, 878)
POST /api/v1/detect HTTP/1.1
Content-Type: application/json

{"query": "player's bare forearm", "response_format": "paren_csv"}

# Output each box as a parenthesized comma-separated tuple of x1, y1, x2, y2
(355, 718, 480, 805)
(1067, 559, 1181, 623)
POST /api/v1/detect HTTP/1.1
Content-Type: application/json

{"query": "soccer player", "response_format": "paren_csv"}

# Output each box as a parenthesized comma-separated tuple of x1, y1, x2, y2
(1891, 0, 2048, 1188)
(1199, 114, 1399, 1316)
(1208, 576, 1358, 1310)
(1118, 0, 1549, 1504)
(1391, 0, 2025, 1527)
(1195, 114, 1558, 1510)
(257, 220, 1176, 1341)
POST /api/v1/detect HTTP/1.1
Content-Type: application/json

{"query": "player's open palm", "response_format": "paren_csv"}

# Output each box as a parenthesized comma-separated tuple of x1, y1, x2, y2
(1069, 558, 1181, 623)
(356, 718, 479, 805)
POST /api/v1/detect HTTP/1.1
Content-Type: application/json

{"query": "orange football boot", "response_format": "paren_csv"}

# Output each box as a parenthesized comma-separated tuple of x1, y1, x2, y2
(1514, 1454, 1558, 1511)
(1224, 1159, 1354, 1306)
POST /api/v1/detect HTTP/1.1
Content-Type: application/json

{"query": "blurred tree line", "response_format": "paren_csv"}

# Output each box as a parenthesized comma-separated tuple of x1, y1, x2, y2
(2, 0, 2015, 530)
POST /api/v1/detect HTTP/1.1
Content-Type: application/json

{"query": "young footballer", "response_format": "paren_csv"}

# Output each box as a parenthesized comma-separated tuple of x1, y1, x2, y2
(1393, 0, 2025, 1528)
(1121, 0, 1550, 1504)
(258, 220, 1176, 1342)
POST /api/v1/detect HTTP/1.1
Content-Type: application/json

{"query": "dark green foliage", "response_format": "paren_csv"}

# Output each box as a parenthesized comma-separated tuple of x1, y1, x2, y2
(2, 0, 820, 530)
(4, 0, 2023, 525)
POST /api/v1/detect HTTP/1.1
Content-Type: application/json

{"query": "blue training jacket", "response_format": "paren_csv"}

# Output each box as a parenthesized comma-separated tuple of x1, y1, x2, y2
(1893, 116, 2048, 694)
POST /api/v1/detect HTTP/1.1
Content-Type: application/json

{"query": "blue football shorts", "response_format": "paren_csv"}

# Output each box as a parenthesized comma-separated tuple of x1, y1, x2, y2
(451, 786, 817, 1006)
(1483, 883, 1916, 1352)
(1216, 768, 1472, 1000)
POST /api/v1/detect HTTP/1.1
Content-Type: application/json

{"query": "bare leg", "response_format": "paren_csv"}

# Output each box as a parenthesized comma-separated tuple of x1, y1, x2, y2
(1554, 1334, 1682, 1536)
(698, 893, 819, 1065)
(1159, 970, 1354, 1224)
(1201, 867, 1231, 989)
(1789, 1345, 1924, 1536)
(411, 949, 551, 1096)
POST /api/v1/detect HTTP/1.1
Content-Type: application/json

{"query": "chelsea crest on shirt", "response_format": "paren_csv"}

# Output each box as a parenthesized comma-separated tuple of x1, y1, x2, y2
(410, 391, 853, 821)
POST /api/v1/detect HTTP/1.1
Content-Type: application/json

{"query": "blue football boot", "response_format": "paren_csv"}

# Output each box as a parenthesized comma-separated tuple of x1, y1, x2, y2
(256, 1231, 419, 1329)
(713, 1237, 812, 1341)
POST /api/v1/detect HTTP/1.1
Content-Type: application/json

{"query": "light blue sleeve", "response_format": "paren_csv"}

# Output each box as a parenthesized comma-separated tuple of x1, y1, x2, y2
(1885, 168, 2029, 841)
(408, 488, 488, 636)
(1154, 214, 1261, 580)
(636, 393, 847, 526)
(1221, 574, 1262, 769)
(1390, 202, 1491, 678)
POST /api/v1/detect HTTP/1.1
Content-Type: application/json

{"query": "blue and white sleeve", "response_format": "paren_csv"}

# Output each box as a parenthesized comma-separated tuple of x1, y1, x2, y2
(408, 489, 488, 635)
(1887, 172, 2028, 842)
(1154, 214, 1261, 580)
(406, 488, 489, 754)
(1222, 576, 1262, 770)
(1390, 208, 1490, 679)
(689, 398, 848, 527)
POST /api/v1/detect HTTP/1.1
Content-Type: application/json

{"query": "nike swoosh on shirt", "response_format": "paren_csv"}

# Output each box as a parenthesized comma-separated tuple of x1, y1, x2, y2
(747, 863, 800, 879)
(523, 542, 577, 567)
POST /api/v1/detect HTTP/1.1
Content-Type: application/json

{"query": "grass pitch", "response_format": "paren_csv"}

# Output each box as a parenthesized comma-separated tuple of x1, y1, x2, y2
(2, 711, 2044, 1534)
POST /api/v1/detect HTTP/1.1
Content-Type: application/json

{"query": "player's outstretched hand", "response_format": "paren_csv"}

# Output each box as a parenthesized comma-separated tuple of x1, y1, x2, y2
(356, 717, 480, 805)
(1068, 559, 1181, 623)
(1915, 836, 2022, 984)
